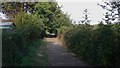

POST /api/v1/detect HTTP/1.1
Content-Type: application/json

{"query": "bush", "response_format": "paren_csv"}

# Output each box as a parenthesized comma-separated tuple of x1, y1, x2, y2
(2, 31, 25, 66)
(63, 24, 120, 66)
(2, 12, 45, 66)
(14, 12, 45, 40)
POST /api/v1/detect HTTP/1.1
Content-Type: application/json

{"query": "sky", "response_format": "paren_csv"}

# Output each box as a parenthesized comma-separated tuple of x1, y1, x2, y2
(0, 0, 116, 24)
(56, 0, 107, 24)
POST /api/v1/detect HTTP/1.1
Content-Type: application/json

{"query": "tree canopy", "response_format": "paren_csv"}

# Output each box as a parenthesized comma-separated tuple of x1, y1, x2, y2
(1, 2, 72, 34)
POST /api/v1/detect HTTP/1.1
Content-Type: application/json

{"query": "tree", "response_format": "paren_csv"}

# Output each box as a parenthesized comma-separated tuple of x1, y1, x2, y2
(35, 2, 72, 33)
(1, 2, 37, 20)
(98, 1, 120, 24)
(81, 9, 91, 25)
(2, 2, 72, 35)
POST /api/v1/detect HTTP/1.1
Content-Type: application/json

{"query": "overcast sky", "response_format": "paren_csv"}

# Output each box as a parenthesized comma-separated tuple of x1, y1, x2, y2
(0, 0, 116, 24)
(56, 0, 107, 24)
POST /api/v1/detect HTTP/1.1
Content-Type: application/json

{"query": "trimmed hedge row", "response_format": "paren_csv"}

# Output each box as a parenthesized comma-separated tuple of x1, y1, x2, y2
(63, 24, 120, 66)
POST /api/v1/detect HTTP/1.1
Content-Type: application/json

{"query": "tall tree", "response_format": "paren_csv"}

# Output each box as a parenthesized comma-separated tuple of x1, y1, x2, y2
(81, 9, 91, 25)
(98, 1, 120, 24)
(35, 2, 71, 33)
(1, 2, 37, 20)
(2, 2, 72, 34)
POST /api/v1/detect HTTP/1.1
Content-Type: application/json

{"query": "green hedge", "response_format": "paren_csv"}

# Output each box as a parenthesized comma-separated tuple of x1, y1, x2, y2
(2, 12, 45, 66)
(63, 24, 120, 66)
(2, 31, 25, 66)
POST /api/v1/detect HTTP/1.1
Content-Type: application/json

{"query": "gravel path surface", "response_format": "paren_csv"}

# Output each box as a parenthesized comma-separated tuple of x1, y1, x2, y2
(45, 38, 90, 66)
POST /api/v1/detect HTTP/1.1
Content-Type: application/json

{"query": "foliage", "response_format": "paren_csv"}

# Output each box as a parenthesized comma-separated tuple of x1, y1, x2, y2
(63, 23, 120, 66)
(35, 2, 72, 33)
(2, 30, 45, 66)
(80, 9, 91, 25)
(2, 2, 72, 66)
(2, 12, 45, 66)
(2, 2, 72, 35)
(20, 39, 48, 66)
(14, 12, 45, 40)
(2, 31, 26, 66)
(98, 1, 120, 24)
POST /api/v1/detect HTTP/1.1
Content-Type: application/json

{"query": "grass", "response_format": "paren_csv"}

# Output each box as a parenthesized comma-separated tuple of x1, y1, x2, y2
(20, 39, 49, 66)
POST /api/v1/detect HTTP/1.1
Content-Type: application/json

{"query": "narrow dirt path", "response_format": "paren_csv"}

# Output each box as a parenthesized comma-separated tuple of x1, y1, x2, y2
(45, 38, 90, 66)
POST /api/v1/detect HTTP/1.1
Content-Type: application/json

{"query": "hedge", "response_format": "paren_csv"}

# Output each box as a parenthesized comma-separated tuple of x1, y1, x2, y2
(63, 24, 120, 66)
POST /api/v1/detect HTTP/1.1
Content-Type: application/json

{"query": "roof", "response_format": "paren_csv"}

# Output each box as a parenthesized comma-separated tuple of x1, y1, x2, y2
(0, 22, 14, 26)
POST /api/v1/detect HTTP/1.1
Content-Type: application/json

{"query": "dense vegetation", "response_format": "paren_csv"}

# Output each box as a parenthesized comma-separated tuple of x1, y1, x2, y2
(2, 12, 44, 66)
(63, 23, 120, 66)
(2, 1, 120, 67)
(60, 1, 120, 66)
(2, 2, 71, 66)
(1, 2, 71, 33)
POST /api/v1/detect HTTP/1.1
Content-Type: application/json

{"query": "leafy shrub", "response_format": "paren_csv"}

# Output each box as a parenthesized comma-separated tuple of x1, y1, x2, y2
(2, 31, 25, 66)
(2, 12, 45, 66)
(63, 24, 120, 66)
(14, 12, 45, 41)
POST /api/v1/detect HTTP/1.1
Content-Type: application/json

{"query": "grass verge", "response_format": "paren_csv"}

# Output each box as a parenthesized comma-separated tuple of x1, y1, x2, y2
(20, 39, 48, 66)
